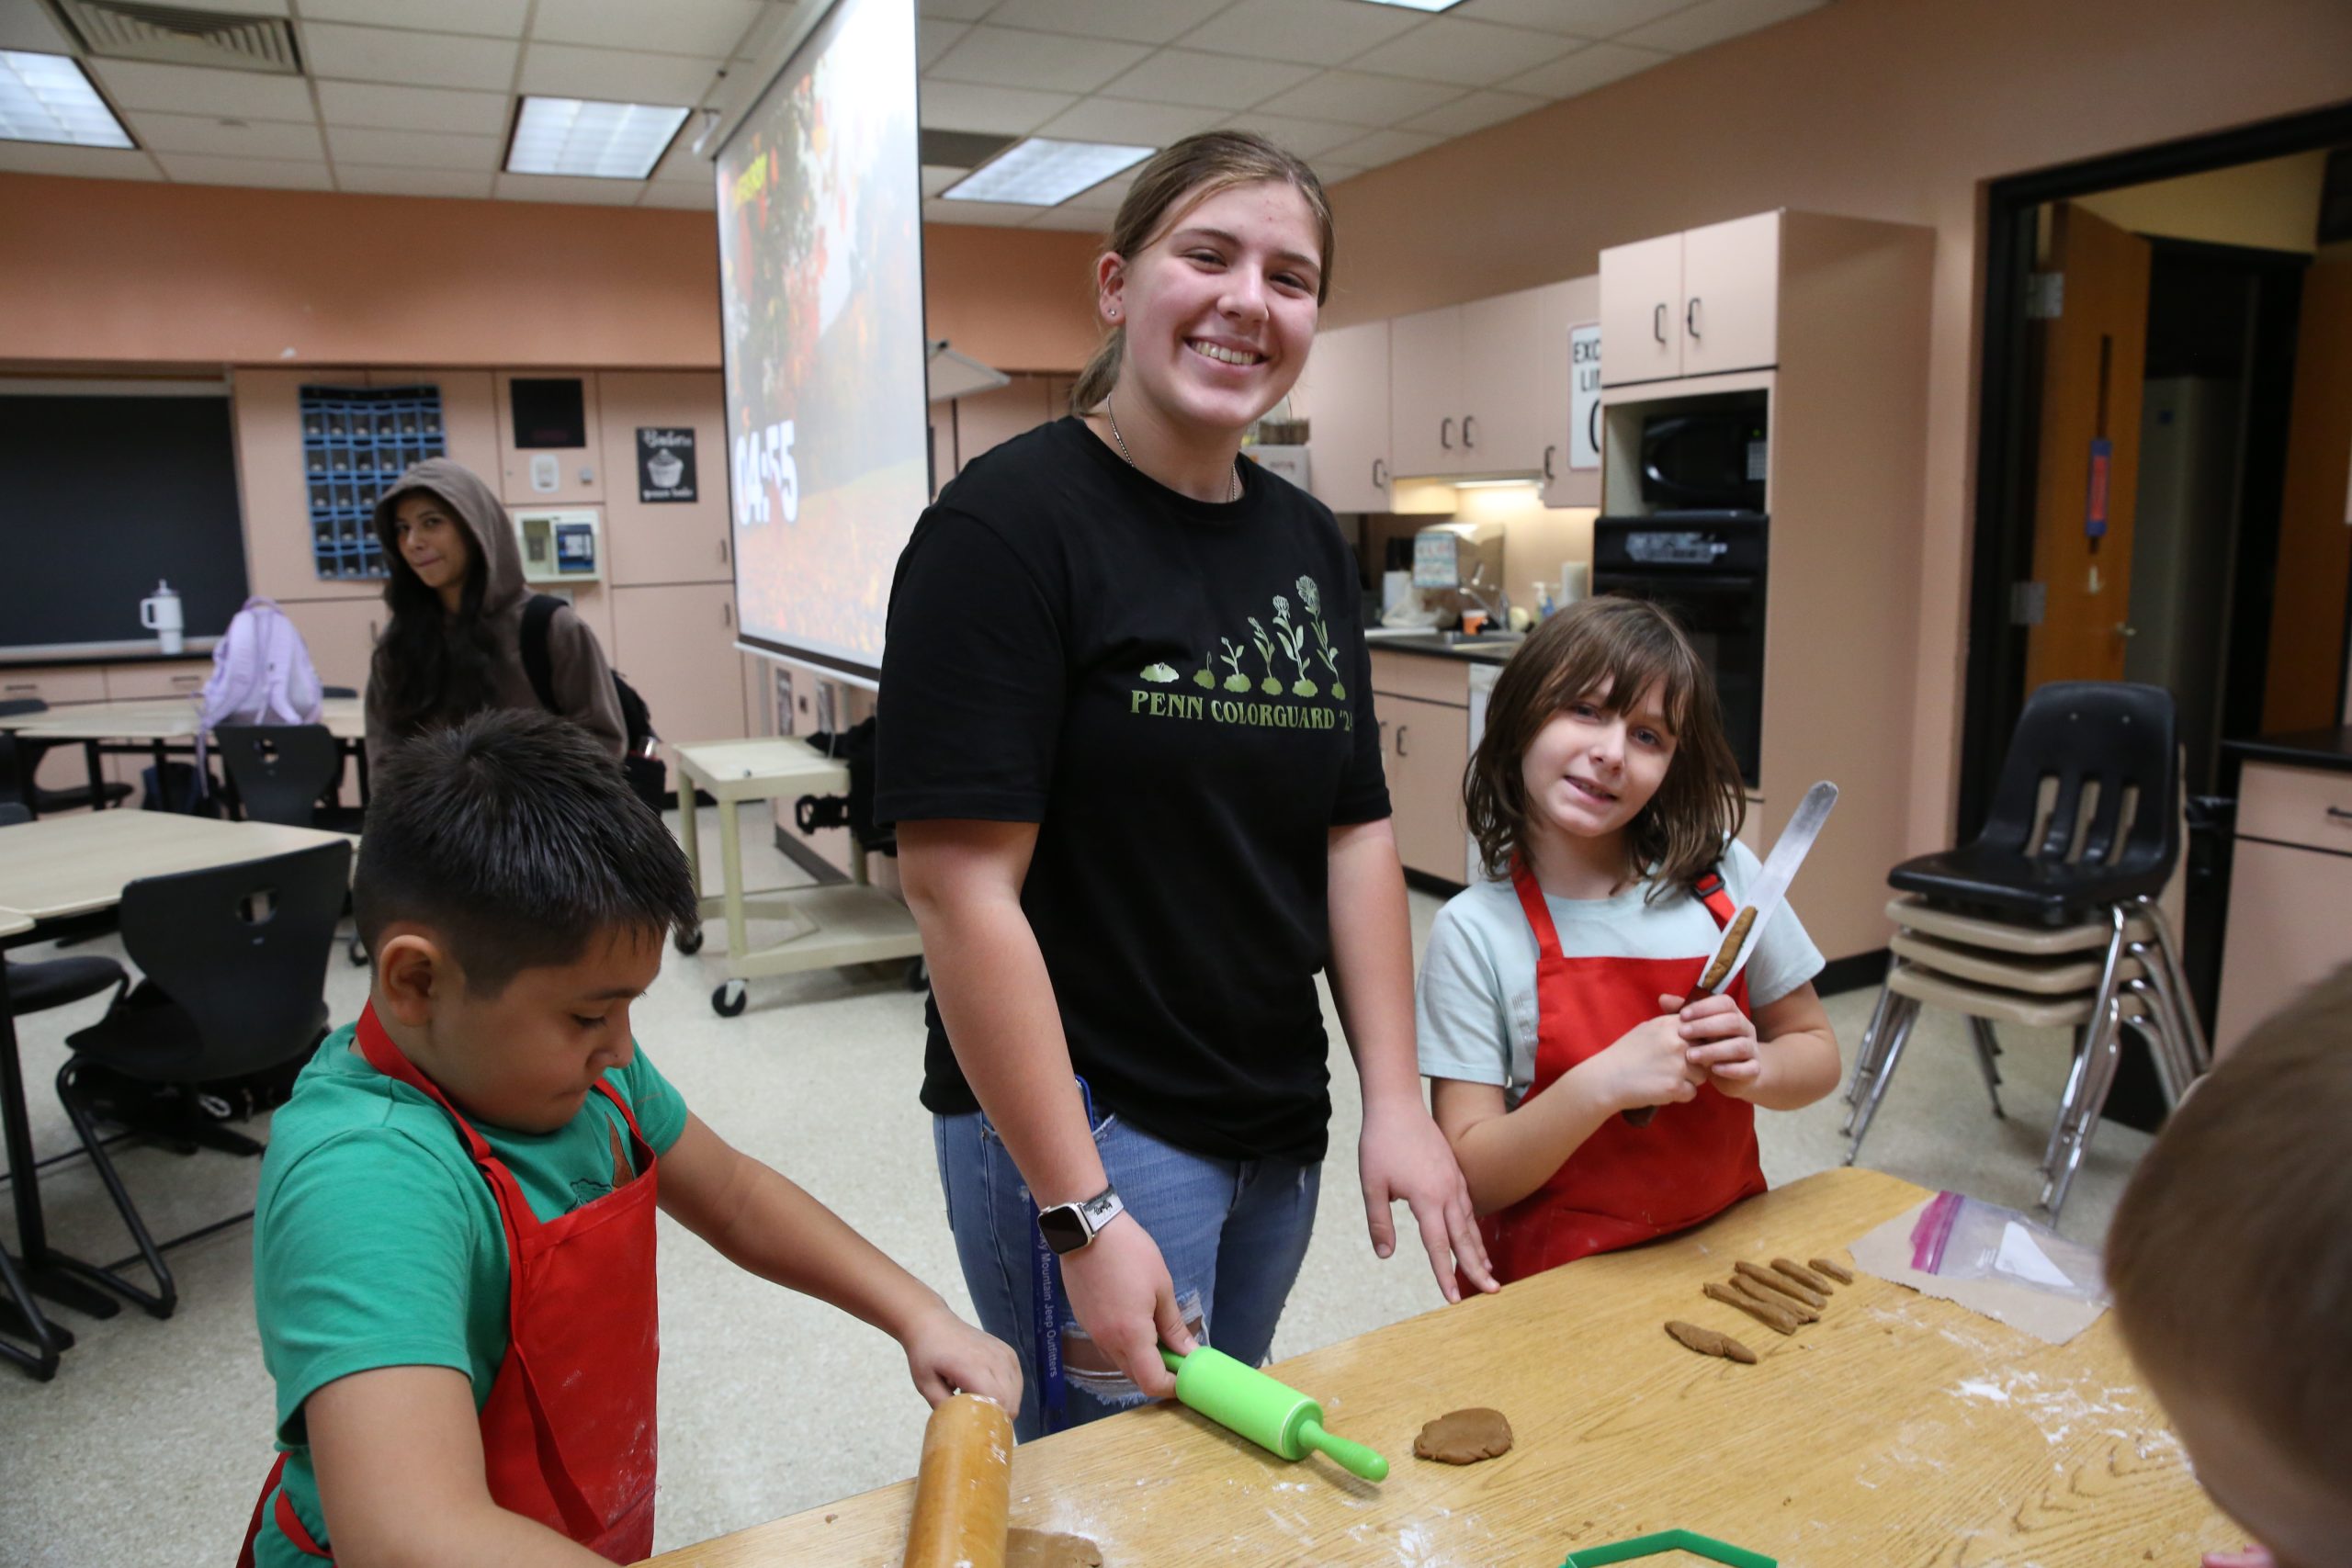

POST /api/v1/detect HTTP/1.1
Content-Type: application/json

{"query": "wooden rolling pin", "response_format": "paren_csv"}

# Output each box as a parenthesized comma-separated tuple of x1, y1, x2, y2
(901, 1393, 1014, 1568)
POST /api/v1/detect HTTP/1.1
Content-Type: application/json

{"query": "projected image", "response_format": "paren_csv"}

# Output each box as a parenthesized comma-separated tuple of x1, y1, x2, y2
(717, 0, 926, 673)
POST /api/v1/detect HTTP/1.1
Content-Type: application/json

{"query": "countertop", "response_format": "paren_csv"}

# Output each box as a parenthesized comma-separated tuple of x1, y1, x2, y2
(1360, 629, 1521, 663)
(2223, 725, 2352, 775)
(3, 641, 216, 669)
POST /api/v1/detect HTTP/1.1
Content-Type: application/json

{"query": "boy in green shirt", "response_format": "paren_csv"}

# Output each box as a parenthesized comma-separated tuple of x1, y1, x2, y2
(240, 710, 1016, 1566)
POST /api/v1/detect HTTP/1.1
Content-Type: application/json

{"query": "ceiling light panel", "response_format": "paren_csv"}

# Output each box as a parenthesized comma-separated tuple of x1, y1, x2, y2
(1350, 0, 1468, 10)
(0, 51, 132, 147)
(506, 95, 689, 178)
(943, 137, 1151, 206)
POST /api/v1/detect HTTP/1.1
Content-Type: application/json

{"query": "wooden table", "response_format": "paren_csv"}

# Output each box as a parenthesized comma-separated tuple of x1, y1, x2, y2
(2, 696, 367, 812)
(0, 813, 352, 1379)
(667, 738, 922, 1017)
(646, 1169, 2233, 1567)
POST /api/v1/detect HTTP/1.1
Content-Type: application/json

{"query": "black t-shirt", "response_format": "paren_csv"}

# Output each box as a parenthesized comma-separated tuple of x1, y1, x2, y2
(876, 416, 1389, 1163)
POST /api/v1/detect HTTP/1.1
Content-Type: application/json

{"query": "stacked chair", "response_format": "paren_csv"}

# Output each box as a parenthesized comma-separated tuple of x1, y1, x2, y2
(1843, 682, 2208, 1216)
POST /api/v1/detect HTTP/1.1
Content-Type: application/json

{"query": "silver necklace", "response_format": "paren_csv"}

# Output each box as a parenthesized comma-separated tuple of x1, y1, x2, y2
(1105, 396, 1239, 502)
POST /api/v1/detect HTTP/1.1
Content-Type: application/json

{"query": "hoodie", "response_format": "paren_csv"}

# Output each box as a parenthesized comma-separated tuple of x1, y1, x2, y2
(364, 457, 626, 771)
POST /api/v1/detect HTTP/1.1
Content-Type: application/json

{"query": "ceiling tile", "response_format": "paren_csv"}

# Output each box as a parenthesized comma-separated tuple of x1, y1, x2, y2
(921, 164, 961, 195)
(302, 23, 521, 92)
(1619, 0, 1825, 52)
(326, 126, 503, 171)
(1500, 40, 1669, 96)
(1401, 87, 1546, 136)
(1457, 0, 1698, 35)
(1345, 17, 1581, 85)
(0, 141, 160, 177)
(650, 136, 712, 182)
(124, 110, 326, 160)
(1313, 159, 1363, 186)
(85, 59, 318, 120)
(1023, 205, 1114, 231)
(518, 41, 721, 103)
(155, 152, 336, 189)
(1095, 48, 1317, 111)
(638, 180, 715, 209)
(925, 196, 1043, 226)
(1250, 69, 1463, 126)
(984, 0, 1234, 47)
(918, 0, 997, 19)
(1217, 111, 1362, 158)
(494, 170, 648, 203)
(1034, 96, 1224, 146)
(929, 25, 1151, 94)
(299, 0, 531, 37)
(334, 164, 498, 197)
(316, 81, 512, 136)
(1175, 0, 1426, 68)
(0, 1, 72, 51)
(531, 0, 763, 56)
(1320, 126, 1442, 169)
(918, 79, 1074, 135)
(918, 18, 968, 69)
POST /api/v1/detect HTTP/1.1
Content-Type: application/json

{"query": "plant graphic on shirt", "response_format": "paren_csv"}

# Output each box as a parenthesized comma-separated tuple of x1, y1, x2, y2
(1271, 595, 1318, 698)
(1298, 575, 1346, 700)
(1246, 616, 1283, 694)
(1192, 657, 1217, 690)
(1217, 637, 1253, 693)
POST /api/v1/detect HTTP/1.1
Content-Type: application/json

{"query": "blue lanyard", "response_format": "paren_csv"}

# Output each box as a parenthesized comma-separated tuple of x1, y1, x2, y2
(1029, 1076, 1098, 1433)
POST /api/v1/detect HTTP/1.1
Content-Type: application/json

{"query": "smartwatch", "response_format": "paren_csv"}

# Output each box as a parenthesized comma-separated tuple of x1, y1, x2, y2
(1036, 1184, 1125, 1256)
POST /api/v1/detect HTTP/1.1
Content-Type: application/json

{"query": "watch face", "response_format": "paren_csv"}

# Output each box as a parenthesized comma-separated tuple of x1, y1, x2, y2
(1037, 1205, 1090, 1255)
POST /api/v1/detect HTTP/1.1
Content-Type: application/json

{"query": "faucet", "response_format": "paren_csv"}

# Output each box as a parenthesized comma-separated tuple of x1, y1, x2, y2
(1460, 563, 1509, 631)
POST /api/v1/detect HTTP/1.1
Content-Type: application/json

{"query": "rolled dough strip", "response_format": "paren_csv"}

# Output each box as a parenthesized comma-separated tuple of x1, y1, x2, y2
(902, 1393, 1013, 1568)
(1697, 908, 1758, 991)
(1736, 1258, 1826, 1310)
(1665, 1319, 1758, 1364)
(1704, 1280, 1798, 1336)
(1809, 1256, 1855, 1285)
(1771, 1258, 1834, 1295)
(1731, 1272, 1818, 1324)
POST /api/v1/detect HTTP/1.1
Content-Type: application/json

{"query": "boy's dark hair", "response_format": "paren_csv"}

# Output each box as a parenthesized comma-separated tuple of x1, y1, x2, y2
(2107, 961, 2352, 1483)
(354, 709, 698, 997)
(1464, 594, 1745, 894)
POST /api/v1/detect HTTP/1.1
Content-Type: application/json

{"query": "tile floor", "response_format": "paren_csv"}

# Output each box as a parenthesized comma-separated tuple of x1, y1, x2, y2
(0, 805, 2160, 1565)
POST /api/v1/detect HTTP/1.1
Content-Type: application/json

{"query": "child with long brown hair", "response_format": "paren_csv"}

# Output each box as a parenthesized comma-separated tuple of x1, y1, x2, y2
(1418, 595, 1842, 1282)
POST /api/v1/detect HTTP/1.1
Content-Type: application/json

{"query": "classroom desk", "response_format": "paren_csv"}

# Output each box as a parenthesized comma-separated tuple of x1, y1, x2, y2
(1, 696, 368, 812)
(644, 1168, 2234, 1567)
(0, 812, 351, 1381)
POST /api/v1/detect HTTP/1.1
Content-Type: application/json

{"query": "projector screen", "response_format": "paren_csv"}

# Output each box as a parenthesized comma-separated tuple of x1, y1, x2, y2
(716, 0, 927, 681)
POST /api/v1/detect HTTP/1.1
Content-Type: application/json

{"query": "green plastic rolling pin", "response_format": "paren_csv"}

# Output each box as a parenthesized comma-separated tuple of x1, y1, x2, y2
(1159, 1346, 1388, 1482)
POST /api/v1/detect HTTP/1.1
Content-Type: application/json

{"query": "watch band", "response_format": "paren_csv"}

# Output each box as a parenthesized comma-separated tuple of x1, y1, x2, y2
(1040, 1183, 1125, 1255)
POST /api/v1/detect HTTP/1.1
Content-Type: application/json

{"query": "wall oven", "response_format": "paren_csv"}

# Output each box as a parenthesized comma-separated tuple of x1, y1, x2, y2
(1591, 513, 1767, 789)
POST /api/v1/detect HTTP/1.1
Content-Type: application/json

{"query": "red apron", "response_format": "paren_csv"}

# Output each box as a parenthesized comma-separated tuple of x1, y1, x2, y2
(237, 1001, 662, 1564)
(1475, 861, 1768, 1284)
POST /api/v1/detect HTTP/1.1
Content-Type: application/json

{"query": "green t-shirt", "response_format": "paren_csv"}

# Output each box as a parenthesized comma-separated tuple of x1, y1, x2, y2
(249, 1021, 687, 1565)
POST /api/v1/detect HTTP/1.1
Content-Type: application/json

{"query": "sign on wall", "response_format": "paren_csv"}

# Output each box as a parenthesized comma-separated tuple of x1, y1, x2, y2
(1569, 323, 1602, 472)
(637, 427, 698, 502)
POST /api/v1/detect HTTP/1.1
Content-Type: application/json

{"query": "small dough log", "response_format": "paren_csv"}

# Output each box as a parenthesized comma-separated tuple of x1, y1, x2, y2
(1810, 1257, 1855, 1285)
(1006, 1529, 1105, 1567)
(1704, 1280, 1798, 1336)
(1736, 1259, 1826, 1310)
(902, 1393, 1013, 1568)
(1697, 908, 1758, 990)
(1731, 1272, 1818, 1324)
(1665, 1320, 1758, 1364)
(1413, 1407, 1515, 1464)
(1772, 1258, 1833, 1294)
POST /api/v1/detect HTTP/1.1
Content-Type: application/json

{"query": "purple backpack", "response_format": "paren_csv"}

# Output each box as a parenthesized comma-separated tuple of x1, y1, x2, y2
(194, 597, 323, 782)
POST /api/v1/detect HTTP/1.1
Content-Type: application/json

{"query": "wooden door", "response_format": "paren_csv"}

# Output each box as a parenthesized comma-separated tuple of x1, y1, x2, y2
(609, 583, 746, 786)
(2024, 203, 2152, 692)
(1293, 319, 1391, 512)
(1459, 288, 1546, 473)
(1387, 305, 1464, 476)
(1599, 232, 1682, 386)
(598, 371, 732, 588)
(389, 369, 502, 491)
(1381, 692, 1469, 880)
(277, 596, 384, 695)
(232, 367, 376, 604)
(2260, 253, 2352, 732)
(1680, 211, 1780, 377)
(493, 371, 605, 506)
(1538, 276, 1601, 507)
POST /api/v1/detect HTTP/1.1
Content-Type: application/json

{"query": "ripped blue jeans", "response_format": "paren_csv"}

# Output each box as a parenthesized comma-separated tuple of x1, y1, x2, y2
(932, 1108, 1321, 1442)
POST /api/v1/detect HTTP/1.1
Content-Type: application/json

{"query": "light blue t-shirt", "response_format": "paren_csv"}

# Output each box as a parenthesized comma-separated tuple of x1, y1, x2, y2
(1417, 839, 1825, 1106)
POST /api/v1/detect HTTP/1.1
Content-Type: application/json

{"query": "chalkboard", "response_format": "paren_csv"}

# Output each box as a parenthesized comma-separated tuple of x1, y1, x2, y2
(0, 392, 249, 649)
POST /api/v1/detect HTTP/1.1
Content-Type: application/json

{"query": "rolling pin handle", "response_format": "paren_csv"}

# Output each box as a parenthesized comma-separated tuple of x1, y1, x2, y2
(1297, 1418, 1389, 1483)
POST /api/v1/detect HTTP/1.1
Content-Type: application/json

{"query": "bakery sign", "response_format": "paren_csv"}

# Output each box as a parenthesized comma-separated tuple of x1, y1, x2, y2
(636, 427, 697, 502)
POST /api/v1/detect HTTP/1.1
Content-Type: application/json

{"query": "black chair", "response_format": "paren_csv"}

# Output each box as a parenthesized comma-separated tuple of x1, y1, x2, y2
(320, 686, 357, 699)
(0, 700, 132, 816)
(213, 725, 366, 834)
(53, 839, 353, 1317)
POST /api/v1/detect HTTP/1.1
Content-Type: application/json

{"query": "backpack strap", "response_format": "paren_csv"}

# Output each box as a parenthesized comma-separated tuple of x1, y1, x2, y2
(518, 594, 561, 714)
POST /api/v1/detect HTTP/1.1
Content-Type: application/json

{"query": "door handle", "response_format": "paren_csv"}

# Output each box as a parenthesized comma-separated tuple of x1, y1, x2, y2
(1440, 417, 1453, 450)
(1396, 724, 1410, 758)
(1462, 414, 1476, 449)
(1543, 444, 1556, 481)
(722, 600, 732, 627)
(1653, 303, 1668, 344)
(2324, 807, 2352, 824)
(719, 535, 729, 566)
(1372, 457, 1388, 489)
(1686, 297, 1702, 339)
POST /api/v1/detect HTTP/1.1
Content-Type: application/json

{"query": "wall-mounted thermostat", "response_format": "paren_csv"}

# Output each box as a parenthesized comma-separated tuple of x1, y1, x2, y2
(513, 508, 602, 583)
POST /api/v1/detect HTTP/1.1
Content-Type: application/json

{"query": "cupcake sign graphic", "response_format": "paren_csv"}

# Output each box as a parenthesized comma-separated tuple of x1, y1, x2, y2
(637, 427, 698, 502)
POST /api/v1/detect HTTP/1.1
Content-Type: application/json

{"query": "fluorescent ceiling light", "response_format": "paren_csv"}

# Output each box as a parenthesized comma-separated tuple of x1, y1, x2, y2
(943, 138, 1152, 207)
(506, 96, 691, 179)
(0, 51, 132, 148)
(1348, 0, 1468, 11)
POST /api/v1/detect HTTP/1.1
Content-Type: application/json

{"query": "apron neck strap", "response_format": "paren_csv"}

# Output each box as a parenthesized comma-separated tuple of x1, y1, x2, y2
(1509, 856, 1566, 962)
(356, 999, 496, 1163)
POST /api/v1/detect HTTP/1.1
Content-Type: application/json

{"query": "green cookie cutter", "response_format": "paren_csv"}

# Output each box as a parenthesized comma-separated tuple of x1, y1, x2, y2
(1559, 1529, 1776, 1568)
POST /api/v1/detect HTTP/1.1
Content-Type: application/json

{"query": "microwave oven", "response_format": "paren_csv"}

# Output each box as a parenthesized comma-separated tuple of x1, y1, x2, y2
(1640, 409, 1768, 513)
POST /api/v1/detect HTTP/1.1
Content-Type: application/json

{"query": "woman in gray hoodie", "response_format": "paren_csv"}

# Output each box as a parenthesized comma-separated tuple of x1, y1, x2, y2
(364, 458, 625, 772)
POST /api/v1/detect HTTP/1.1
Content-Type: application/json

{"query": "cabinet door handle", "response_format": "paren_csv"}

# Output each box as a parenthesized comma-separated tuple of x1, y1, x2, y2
(1396, 724, 1410, 758)
(1462, 414, 1476, 449)
(1653, 303, 1668, 344)
(722, 600, 732, 627)
(1372, 457, 1388, 489)
(2327, 807, 2352, 824)
(1686, 297, 1702, 339)
(1440, 417, 1453, 451)
(719, 535, 730, 566)
(4, 682, 37, 693)
(1543, 444, 1556, 481)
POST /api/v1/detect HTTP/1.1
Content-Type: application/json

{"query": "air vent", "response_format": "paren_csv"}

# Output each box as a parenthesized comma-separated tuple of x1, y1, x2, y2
(51, 0, 301, 74)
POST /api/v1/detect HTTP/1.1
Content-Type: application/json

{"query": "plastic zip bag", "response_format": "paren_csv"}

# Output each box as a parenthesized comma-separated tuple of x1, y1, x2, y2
(1907, 1190, 2107, 1303)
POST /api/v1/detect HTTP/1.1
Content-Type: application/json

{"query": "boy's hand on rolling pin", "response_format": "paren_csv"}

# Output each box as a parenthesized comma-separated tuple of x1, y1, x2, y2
(1576, 998, 1707, 1113)
(1359, 1097, 1498, 1299)
(900, 1303, 1023, 1414)
(1668, 990, 1766, 1100)
(1057, 1213, 1193, 1401)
